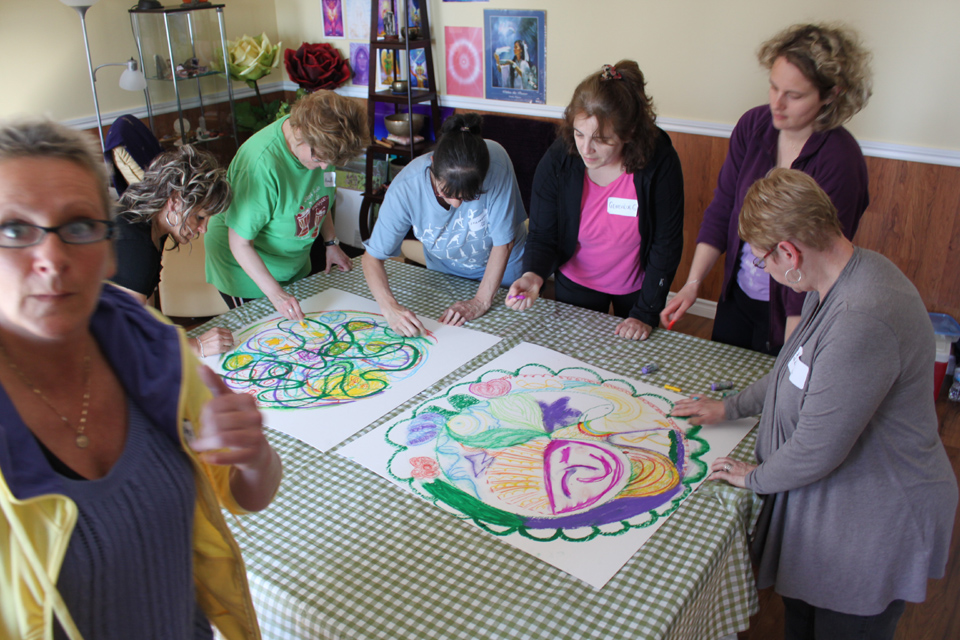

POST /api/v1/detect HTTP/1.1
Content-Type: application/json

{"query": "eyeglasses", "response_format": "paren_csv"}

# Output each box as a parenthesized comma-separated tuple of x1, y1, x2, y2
(752, 246, 777, 269)
(0, 219, 116, 248)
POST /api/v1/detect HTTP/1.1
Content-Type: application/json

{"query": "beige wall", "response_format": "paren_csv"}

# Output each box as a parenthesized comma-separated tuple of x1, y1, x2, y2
(1, 0, 279, 123)
(5, 0, 959, 151)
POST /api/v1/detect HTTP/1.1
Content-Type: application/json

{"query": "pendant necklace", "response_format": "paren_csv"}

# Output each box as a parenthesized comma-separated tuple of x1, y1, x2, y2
(0, 343, 92, 448)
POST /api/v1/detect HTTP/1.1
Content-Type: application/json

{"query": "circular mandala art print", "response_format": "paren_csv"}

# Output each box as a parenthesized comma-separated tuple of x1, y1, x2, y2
(387, 364, 708, 542)
(219, 310, 434, 409)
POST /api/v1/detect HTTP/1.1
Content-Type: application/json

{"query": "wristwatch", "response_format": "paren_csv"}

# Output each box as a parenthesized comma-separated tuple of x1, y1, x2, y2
(324, 237, 340, 246)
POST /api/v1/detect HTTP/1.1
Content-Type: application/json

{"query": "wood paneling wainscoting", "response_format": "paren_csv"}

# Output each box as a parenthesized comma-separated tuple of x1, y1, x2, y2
(670, 130, 960, 319)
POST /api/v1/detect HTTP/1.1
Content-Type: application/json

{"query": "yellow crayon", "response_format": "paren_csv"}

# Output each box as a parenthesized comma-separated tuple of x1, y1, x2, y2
(664, 384, 682, 393)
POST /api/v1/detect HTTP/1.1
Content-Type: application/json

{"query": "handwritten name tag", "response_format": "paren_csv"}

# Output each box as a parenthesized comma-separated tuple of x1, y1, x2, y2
(468, 210, 488, 231)
(607, 197, 638, 217)
(787, 346, 809, 389)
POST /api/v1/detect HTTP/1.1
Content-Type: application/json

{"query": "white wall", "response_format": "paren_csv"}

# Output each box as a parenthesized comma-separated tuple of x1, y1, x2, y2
(5, 0, 959, 152)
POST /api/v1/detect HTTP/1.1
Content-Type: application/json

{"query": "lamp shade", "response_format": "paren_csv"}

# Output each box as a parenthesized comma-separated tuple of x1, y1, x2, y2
(119, 67, 147, 91)
(59, 0, 100, 7)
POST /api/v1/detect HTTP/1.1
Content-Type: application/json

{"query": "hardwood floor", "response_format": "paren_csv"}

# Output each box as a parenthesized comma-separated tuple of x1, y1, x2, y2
(669, 314, 960, 640)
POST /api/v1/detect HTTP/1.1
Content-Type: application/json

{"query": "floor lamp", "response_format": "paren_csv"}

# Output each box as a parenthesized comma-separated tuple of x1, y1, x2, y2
(60, 0, 148, 154)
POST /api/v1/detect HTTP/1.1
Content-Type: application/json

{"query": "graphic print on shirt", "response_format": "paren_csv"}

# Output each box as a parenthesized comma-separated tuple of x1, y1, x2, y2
(296, 192, 329, 239)
(414, 205, 493, 267)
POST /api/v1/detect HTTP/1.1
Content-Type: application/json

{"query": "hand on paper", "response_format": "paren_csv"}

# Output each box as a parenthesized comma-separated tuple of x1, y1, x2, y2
(269, 290, 305, 322)
(193, 365, 281, 511)
(615, 317, 652, 341)
(384, 302, 426, 337)
(194, 327, 234, 357)
(505, 272, 542, 311)
(659, 283, 698, 328)
(671, 396, 725, 425)
(709, 456, 756, 489)
(324, 244, 353, 274)
(439, 297, 489, 327)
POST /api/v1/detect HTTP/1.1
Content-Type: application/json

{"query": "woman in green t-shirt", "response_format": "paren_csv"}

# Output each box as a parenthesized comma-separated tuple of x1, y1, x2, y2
(204, 90, 368, 321)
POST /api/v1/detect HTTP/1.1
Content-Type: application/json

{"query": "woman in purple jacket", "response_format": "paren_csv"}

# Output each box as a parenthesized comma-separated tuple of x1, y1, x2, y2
(661, 23, 872, 354)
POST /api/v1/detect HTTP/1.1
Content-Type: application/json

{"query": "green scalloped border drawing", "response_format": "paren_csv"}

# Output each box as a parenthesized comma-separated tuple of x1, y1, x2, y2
(386, 363, 709, 542)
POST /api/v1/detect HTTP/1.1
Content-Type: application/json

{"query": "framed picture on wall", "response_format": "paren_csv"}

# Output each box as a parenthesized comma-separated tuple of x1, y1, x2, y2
(484, 9, 545, 104)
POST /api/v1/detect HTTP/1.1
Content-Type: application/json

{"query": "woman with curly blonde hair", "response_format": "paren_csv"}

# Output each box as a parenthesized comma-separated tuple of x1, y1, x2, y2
(661, 23, 873, 355)
(111, 145, 235, 357)
(204, 90, 369, 321)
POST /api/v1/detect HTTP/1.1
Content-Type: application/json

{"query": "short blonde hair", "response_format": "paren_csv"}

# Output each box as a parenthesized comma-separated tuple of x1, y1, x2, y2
(288, 91, 369, 166)
(0, 119, 111, 217)
(739, 168, 844, 252)
(758, 23, 872, 131)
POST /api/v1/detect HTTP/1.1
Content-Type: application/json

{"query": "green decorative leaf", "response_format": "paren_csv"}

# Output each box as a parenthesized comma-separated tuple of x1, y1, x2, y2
(449, 394, 480, 410)
(487, 393, 544, 431)
(447, 427, 543, 450)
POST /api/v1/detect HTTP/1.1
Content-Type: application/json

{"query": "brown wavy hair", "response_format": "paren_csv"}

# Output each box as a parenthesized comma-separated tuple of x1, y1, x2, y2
(558, 60, 658, 173)
(289, 90, 370, 166)
(758, 23, 873, 131)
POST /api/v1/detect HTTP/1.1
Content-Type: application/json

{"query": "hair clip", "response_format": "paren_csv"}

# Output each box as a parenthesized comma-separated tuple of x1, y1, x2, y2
(460, 126, 470, 132)
(600, 64, 622, 81)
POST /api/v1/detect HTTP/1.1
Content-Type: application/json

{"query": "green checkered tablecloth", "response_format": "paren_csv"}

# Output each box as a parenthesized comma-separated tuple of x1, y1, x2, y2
(192, 259, 775, 640)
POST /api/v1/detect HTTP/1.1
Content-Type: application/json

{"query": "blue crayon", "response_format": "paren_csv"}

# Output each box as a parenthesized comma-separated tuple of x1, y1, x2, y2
(641, 363, 658, 374)
(710, 381, 734, 391)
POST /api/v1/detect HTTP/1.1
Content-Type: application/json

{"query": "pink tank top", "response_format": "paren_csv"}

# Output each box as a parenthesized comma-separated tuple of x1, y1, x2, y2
(559, 171, 644, 294)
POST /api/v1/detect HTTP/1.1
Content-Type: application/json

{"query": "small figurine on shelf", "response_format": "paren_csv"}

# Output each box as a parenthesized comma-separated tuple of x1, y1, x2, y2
(383, 11, 397, 39)
(176, 57, 207, 78)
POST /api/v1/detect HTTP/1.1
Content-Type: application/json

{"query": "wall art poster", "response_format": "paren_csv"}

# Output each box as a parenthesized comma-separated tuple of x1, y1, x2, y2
(409, 48, 428, 88)
(484, 9, 545, 104)
(350, 42, 370, 86)
(345, 0, 371, 40)
(205, 289, 500, 452)
(445, 26, 483, 98)
(339, 342, 756, 588)
(321, 0, 345, 38)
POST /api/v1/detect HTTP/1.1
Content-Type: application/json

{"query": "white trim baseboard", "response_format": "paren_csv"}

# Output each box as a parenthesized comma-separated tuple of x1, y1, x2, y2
(65, 80, 960, 168)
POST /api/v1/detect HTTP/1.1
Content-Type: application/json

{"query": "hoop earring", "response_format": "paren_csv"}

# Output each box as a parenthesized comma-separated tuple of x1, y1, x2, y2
(785, 268, 803, 285)
(165, 210, 180, 229)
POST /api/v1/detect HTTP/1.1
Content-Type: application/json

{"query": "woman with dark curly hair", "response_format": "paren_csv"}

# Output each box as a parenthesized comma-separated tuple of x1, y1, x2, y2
(110, 145, 235, 357)
(661, 23, 873, 354)
(507, 60, 685, 341)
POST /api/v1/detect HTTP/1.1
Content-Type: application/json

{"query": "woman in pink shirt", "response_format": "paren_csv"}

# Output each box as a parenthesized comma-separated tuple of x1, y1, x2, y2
(506, 60, 684, 340)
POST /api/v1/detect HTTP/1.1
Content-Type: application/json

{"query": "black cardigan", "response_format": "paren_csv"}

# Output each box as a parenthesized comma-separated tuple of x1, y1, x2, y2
(523, 130, 685, 327)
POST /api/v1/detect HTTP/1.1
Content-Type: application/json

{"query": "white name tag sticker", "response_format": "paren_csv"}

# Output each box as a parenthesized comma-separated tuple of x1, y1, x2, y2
(607, 197, 638, 217)
(324, 171, 336, 188)
(468, 210, 488, 231)
(787, 345, 809, 389)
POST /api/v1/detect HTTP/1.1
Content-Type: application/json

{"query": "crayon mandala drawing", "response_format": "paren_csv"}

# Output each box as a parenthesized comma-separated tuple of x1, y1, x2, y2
(386, 364, 708, 542)
(220, 310, 435, 410)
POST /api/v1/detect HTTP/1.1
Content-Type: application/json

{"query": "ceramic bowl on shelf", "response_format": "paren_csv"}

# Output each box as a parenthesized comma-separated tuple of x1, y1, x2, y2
(384, 113, 425, 137)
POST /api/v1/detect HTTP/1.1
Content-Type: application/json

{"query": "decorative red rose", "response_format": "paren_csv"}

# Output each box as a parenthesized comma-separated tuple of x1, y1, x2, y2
(284, 42, 351, 91)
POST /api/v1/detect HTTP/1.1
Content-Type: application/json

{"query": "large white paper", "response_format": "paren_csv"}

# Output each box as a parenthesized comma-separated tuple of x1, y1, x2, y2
(338, 342, 755, 589)
(207, 289, 501, 452)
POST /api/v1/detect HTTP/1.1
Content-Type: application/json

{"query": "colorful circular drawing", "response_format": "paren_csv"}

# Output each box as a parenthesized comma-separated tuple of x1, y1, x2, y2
(387, 364, 707, 542)
(219, 310, 434, 409)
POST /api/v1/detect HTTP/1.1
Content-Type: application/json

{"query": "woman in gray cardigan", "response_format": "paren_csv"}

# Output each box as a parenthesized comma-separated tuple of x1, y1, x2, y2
(674, 169, 957, 639)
